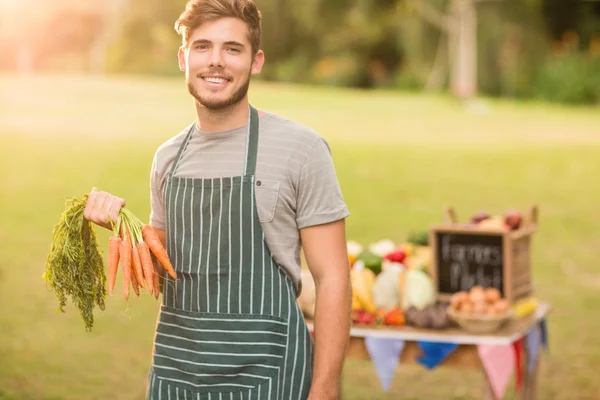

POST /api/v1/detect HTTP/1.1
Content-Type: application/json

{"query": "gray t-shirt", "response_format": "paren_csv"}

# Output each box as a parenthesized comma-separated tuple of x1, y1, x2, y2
(149, 112, 349, 295)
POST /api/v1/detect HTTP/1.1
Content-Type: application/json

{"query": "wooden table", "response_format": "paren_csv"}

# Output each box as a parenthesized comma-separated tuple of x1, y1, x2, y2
(307, 303, 550, 399)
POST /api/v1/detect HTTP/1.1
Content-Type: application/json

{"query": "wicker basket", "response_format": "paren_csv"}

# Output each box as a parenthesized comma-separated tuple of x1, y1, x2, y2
(446, 307, 514, 334)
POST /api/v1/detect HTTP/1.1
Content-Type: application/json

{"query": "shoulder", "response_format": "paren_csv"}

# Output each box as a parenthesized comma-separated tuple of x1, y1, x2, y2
(259, 112, 329, 157)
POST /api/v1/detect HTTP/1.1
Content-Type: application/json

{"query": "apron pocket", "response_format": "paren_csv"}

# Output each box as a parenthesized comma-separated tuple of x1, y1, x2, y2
(152, 305, 288, 395)
(255, 179, 280, 223)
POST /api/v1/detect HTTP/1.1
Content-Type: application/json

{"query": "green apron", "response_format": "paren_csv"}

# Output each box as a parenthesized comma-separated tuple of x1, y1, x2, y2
(147, 106, 314, 399)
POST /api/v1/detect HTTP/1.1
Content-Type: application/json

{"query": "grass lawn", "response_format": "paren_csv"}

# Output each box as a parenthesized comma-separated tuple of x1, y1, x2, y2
(0, 73, 599, 400)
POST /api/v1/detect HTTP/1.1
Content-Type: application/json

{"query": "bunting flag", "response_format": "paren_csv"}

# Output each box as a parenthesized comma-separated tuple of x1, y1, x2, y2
(478, 344, 515, 400)
(512, 338, 524, 392)
(415, 341, 458, 370)
(526, 324, 542, 373)
(540, 318, 549, 352)
(365, 337, 405, 392)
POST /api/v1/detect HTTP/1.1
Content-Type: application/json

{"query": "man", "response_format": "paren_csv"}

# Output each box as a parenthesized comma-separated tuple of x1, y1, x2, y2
(83, 0, 352, 399)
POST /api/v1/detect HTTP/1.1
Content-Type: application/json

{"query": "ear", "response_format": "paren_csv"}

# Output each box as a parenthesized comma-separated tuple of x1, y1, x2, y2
(251, 50, 265, 76)
(178, 47, 186, 72)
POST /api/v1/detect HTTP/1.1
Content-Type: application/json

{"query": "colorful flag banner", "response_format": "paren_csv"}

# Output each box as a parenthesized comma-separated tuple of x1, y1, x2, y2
(512, 338, 524, 392)
(478, 344, 515, 400)
(540, 318, 549, 352)
(415, 341, 458, 370)
(365, 337, 406, 392)
(526, 325, 542, 373)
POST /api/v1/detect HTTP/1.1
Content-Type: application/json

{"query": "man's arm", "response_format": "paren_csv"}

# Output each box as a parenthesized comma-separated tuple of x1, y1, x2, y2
(301, 219, 351, 400)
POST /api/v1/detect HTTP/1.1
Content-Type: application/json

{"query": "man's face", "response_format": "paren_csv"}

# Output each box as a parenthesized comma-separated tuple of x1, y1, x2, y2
(178, 17, 264, 110)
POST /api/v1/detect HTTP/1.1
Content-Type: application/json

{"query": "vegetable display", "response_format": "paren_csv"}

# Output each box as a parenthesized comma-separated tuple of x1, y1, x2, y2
(298, 230, 538, 334)
(43, 194, 176, 331)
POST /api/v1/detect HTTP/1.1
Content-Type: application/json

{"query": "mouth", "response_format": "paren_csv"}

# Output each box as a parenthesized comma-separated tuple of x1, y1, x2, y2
(200, 75, 231, 84)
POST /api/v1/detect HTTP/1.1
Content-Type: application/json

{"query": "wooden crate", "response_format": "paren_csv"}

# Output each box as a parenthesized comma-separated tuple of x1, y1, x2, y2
(429, 206, 538, 304)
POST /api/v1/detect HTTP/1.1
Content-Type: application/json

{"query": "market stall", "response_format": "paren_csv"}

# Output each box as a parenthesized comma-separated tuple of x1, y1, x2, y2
(299, 206, 550, 400)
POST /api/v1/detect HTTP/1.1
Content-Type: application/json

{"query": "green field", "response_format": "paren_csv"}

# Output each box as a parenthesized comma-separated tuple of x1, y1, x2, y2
(1, 74, 599, 400)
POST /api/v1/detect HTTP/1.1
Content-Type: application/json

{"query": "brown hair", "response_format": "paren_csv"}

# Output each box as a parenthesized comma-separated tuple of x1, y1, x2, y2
(174, 0, 262, 55)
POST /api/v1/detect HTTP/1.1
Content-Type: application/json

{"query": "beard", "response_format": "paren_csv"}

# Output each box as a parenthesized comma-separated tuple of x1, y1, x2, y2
(187, 71, 251, 111)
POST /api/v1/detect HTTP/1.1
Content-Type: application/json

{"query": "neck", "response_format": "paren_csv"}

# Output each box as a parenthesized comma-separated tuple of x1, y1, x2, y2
(194, 98, 250, 133)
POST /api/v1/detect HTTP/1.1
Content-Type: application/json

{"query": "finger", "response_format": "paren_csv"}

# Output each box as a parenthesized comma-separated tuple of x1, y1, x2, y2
(101, 196, 116, 226)
(89, 192, 109, 225)
(84, 189, 98, 220)
(94, 192, 107, 212)
(108, 198, 124, 227)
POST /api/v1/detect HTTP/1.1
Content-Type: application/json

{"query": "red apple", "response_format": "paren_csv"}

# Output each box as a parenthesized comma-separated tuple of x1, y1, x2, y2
(504, 210, 523, 230)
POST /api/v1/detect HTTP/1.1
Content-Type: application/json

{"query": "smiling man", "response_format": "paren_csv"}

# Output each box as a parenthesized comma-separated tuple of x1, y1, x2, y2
(83, 0, 351, 399)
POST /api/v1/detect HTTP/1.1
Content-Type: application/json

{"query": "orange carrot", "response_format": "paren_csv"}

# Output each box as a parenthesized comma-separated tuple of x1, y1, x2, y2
(120, 229, 132, 300)
(107, 236, 121, 295)
(142, 225, 177, 280)
(137, 241, 154, 295)
(153, 267, 160, 300)
(131, 269, 140, 297)
(131, 244, 146, 290)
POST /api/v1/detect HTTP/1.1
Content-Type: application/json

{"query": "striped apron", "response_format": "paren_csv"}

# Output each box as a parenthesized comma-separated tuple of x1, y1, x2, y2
(146, 106, 314, 400)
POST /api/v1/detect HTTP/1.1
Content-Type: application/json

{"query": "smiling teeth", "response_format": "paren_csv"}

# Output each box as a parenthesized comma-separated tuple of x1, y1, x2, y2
(205, 77, 226, 83)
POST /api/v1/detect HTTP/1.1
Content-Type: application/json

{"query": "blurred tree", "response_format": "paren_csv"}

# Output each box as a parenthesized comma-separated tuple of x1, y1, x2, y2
(9, 0, 592, 103)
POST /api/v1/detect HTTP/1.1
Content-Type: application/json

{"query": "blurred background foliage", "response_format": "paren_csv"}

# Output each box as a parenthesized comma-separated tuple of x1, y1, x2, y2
(1, 0, 599, 104)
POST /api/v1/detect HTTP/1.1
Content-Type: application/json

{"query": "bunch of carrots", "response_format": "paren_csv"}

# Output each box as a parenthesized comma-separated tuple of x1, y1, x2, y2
(44, 194, 177, 331)
(110, 208, 177, 300)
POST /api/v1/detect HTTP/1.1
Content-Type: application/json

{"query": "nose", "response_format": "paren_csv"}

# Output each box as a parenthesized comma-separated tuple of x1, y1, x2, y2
(208, 47, 224, 68)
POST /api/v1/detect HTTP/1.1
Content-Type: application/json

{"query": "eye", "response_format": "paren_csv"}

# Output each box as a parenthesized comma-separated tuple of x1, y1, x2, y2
(227, 47, 240, 53)
(195, 44, 209, 50)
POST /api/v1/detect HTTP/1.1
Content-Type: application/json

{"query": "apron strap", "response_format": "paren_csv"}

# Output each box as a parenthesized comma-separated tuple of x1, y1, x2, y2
(244, 105, 259, 177)
(168, 123, 195, 179)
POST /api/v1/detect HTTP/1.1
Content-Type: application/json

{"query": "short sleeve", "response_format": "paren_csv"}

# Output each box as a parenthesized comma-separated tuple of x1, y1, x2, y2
(149, 152, 166, 230)
(295, 138, 349, 229)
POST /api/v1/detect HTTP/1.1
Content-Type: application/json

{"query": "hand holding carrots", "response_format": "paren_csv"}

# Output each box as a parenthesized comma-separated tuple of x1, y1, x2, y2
(84, 187, 126, 231)
(108, 208, 177, 300)
(45, 191, 177, 331)
(83, 187, 176, 300)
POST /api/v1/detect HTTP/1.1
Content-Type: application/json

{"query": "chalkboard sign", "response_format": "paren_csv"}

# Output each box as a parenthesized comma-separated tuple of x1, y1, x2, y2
(433, 231, 505, 296)
(429, 224, 535, 303)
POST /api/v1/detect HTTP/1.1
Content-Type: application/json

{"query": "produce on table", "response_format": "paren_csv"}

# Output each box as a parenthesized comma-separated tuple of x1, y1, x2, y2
(355, 251, 383, 275)
(447, 286, 515, 333)
(471, 212, 491, 224)
(403, 245, 431, 272)
(351, 307, 405, 326)
(378, 307, 405, 326)
(350, 262, 377, 314)
(344, 237, 436, 328)
(504, 210, 523, 230)
(476, 216, 510, 231)
(346, 240, 364, 258)
(346, 240, 363, 267)
(512, 297, 539, 318)
(405, 303, 451, 330)
(352, 308, 377, 325)
(372, 266, 402, 310)
(43, 193, 177, 331)
(469, 209, 524, 231)
(384, 249, 406, 264)
(449, 286, 510, 316)
(406, 230, 429, 246)
(301, 236, 441, 330)
(368, 239, 396, 258)
(399, 269, 436, 310)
